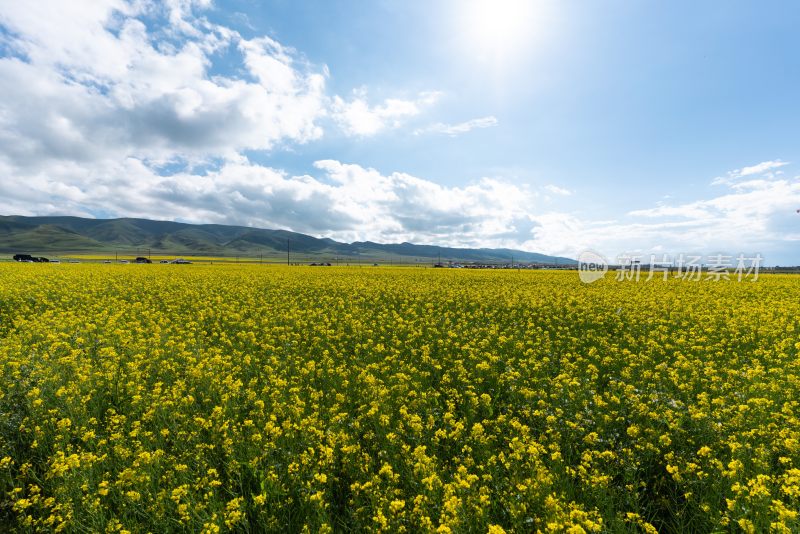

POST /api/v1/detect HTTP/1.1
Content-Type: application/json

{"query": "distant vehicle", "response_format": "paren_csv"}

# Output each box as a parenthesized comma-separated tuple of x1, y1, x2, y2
(50, 259, 61, 264)
(134, 257, 152, 264)
(171, 258, 192, 264)
(14, 254, 33, 262)
(13, 254, 49, 262)
(68, 260, 80, 264)
(102, 260, 111, 264)
(119, 260, 129, 264)
(159, 260, 170, 264)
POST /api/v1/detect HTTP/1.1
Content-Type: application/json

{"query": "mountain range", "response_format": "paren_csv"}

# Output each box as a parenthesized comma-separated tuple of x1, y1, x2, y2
(0, 215, 576, 264)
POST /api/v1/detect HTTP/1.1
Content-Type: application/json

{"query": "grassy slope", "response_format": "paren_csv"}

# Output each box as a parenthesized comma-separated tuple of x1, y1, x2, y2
(0, 215, 576, 264)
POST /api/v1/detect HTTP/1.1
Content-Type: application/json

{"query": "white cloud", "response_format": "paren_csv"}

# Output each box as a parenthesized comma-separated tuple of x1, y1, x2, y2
(331, 89, 442, 136)
(544, 184, 572, 196)
(736, 160, 789, 178)
(712, 159, 790, 186)
(0, 156, 543, 248)
(0, 1, 452, 167)
(533, 162, 800, 262)
(414, 115, 498, 136)
(0, 1, 332, 167)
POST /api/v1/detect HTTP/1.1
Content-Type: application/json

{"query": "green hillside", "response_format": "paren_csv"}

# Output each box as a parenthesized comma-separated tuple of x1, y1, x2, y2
(0, 215, 576, 265)
(0, 224, 106, 251)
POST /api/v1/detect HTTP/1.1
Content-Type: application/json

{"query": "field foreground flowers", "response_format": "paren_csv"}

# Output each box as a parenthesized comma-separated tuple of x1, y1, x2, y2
(1, 264, 799, 533)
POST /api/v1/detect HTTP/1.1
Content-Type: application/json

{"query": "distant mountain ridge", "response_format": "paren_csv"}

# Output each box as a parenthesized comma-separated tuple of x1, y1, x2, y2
(0, 215, 576, 264)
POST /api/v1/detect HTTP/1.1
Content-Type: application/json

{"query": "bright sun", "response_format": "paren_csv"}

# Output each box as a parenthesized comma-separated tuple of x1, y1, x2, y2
(459, 0, 542, 62)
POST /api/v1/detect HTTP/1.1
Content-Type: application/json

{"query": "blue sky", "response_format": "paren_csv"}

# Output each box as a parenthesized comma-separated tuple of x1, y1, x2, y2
(1, 1, 799, 262)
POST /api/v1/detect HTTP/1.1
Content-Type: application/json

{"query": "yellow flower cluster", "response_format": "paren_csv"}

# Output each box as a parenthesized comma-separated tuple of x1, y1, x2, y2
(0, 264, 798, 532)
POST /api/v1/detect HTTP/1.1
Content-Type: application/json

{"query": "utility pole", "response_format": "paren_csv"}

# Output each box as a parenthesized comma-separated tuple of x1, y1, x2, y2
(260, 253, 263, 264)
(148, 248, 151, 260)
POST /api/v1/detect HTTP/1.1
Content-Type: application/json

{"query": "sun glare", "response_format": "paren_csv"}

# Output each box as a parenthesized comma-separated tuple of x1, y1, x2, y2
(460, 0, 540, 62)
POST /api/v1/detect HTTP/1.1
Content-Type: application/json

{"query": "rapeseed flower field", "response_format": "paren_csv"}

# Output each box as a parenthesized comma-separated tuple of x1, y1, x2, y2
(0, 264, 798, 532)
